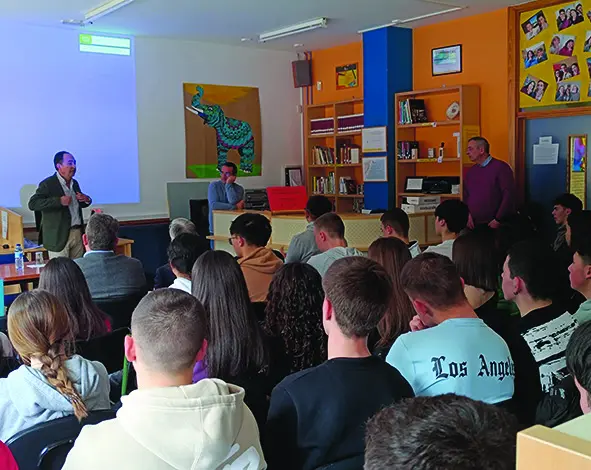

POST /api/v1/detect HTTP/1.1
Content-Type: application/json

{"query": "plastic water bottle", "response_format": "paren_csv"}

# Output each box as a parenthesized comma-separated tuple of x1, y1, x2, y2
(14, 244, 24, 271)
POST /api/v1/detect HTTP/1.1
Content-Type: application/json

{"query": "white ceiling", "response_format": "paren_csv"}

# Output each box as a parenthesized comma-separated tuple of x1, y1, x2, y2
(0, 0, 519, 51)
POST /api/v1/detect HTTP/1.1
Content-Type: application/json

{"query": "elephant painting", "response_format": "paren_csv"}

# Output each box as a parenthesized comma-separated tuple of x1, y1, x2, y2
(186, 86, 255, 173)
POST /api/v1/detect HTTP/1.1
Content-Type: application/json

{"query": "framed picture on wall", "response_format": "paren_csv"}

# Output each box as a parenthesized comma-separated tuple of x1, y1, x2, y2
(336, 63, 359, 90)
(362, 157, 388, 182)
(567, 134, 587, 208)
(432, 45, 462, 76)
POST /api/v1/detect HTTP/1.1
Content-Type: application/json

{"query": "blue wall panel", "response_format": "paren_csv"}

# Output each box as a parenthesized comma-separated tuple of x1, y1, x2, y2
(363, 27, 412, 210)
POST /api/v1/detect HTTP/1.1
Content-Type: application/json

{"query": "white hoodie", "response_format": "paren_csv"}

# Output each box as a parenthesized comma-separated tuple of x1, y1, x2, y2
(63, 378, 267, 470)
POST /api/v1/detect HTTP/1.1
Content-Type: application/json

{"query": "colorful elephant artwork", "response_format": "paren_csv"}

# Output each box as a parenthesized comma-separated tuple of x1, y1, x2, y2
(183, 83, 262, 178)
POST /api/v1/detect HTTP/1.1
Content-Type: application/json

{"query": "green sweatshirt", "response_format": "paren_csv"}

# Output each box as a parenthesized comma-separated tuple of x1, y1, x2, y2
(574, 299, 591, 325)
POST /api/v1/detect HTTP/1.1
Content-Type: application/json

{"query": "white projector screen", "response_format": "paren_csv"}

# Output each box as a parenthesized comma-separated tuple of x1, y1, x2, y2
(0, 22, 139, 211)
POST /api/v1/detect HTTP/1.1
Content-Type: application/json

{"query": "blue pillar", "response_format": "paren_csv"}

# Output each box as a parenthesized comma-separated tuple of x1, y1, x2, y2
(363, 27, 412, 210)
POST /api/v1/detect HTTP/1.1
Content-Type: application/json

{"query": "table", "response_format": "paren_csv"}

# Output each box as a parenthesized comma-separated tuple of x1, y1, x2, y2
(0, 262, 44, 291)
(18, 238, 135, 259)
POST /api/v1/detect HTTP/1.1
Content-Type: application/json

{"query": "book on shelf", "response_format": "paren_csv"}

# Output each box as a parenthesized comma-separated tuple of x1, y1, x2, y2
(404, 196, 441, 205)
(337, 113, 364, 133)
(310, 117, 335, 135)
(312, 171, 336, 195)
(398, 99, 428, 125)
(312, 146, 335, 165)
(338, 177, 358, 195)
(397, 141, 419, 160)
(337, 144, 361, 164)
(401, 203, 438, 214)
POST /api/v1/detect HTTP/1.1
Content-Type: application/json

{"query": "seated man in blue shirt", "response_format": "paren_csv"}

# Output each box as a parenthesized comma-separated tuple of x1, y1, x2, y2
(207, 162, 245, 233)
(386, 252, 515, 405)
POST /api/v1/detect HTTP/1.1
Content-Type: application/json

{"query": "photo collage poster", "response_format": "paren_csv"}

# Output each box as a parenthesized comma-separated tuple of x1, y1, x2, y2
(520, 1, 591, 108)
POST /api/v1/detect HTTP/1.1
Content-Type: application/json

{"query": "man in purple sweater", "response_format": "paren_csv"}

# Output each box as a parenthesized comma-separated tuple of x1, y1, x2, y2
(464, 137, 516, 229)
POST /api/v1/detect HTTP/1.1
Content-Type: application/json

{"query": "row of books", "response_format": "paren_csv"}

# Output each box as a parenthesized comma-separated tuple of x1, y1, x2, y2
(312, 173, 336, 195)
(312, 146, 361, 165)
(397, 141, 419, 160)
(338, 177, 358, 195)
(401, 196, 441, 214)
(310, 115, 365, 135)
(337, 113, 364, 133)
(310, 117, 334, 135)
(398, 99, 428, 125)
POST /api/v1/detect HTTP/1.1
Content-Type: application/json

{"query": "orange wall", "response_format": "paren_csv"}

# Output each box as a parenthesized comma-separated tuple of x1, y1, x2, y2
(413, 8, 510, 163)
(311, 42, 364, 104)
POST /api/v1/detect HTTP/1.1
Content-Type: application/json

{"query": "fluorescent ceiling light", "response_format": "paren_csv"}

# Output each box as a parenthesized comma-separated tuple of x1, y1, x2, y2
(85, 0, 135, 22)
(259, 18, 328, 42)
(62, 0, 135, 26)
(358, 6, 465, 33)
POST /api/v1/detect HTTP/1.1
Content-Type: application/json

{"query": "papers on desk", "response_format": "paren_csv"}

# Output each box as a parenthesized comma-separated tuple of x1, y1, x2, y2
(27, 264, 45, 269)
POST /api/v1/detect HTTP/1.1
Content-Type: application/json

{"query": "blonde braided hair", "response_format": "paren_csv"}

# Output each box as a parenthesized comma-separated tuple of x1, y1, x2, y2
(8, 290, 88, 421)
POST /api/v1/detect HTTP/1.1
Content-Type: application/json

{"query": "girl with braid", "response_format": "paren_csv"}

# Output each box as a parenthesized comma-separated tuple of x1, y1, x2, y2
(0, 290, 110, 441)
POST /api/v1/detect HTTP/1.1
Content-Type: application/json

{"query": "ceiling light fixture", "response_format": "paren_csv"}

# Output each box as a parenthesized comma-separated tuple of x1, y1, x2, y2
(259, 17, 328, 43)
(61, 0, 135, 26)
(358, 6, 465, 34)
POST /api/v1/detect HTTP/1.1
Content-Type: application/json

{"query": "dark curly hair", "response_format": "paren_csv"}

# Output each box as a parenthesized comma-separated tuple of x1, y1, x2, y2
(264, 263, 327, 373)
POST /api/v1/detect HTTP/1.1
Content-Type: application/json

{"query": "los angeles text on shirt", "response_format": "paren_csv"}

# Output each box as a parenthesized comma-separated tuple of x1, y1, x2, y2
(431, 354, 515, 381)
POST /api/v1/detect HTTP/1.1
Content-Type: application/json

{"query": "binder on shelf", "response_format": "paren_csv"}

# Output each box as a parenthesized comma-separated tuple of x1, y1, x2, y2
(310, 117, 335, 135)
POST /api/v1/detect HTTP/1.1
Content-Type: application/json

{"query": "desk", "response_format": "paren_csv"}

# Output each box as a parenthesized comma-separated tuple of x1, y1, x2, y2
(0, 238, 135, 259)
(0, 262, 43, 291)
(211, 210, 439, 254)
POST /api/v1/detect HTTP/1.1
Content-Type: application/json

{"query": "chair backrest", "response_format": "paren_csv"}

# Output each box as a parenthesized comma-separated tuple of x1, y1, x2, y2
(75, 328, 129, 374)
(189, 198, 210, 236)
(0, 254, 15, 265)
(6, 409, 116, 470)
(94, 293, 144, 330)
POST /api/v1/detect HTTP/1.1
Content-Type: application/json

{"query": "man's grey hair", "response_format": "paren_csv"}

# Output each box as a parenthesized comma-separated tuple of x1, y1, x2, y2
(169, 218, 197, 240)
(86, 213, 119, 251)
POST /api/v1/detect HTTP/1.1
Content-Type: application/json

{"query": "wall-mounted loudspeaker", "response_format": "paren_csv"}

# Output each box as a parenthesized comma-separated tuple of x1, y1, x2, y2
(292, 60, 312, 88)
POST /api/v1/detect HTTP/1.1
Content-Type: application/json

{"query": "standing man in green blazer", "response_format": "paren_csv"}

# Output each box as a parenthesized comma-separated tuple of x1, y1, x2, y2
(28, 151, 92, 259)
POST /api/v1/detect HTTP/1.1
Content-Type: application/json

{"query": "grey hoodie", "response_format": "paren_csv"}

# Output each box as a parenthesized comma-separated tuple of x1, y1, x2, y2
(0, 355, 110, 442)
(63, 379, 266, 470)
(307, 247, 364, 278)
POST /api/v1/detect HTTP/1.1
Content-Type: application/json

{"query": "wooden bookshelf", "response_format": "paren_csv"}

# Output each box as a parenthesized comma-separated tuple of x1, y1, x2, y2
(395, 85, 481, 209)
(305, 98, 365, 213)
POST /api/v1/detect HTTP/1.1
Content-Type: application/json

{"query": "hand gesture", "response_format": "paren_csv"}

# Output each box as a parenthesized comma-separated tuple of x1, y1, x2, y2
(60, 195, 72, 206)
(488, 219, 501, 229)
(409, 315, 427, 332)
(226, 175, 237, 185)
(76, 192, 90, 203)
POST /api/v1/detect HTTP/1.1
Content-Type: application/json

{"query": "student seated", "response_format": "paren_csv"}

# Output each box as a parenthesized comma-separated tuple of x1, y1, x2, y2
(307, 213, 363, 278)
(166, 232, 209, 294)
(380, 208, 421, 257)
(552, 321, 591, 436)
(553, 193, 583, 253)
(285, 195, 333, 263)
(502, 240, 577, 394)
(569, 213, 591, 324)
(230, 213, 283, 302)
(264, 263, 327, 375)
(365, 394, 519, 470)
(367, 237, 415, 358)
(64, 289, 265, 469)
(454, 229, 541, 426)
(387, 253, 515, 404)
(75, 213, 146, 300)
(0, 291, 110, 442)
(424, 200, 469, 259)
(265, 257, 413, 470)
(192, 251, 273, 427)
(154, 217, 199, 289)
(39, 257, 111, 341)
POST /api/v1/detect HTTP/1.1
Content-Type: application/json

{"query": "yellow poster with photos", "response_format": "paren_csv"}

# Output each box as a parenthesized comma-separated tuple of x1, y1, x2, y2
(520, 1, 591, 108)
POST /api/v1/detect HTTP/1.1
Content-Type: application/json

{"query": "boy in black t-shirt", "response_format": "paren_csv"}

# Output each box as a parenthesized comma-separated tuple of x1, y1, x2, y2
(265, 257, 413, 470)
